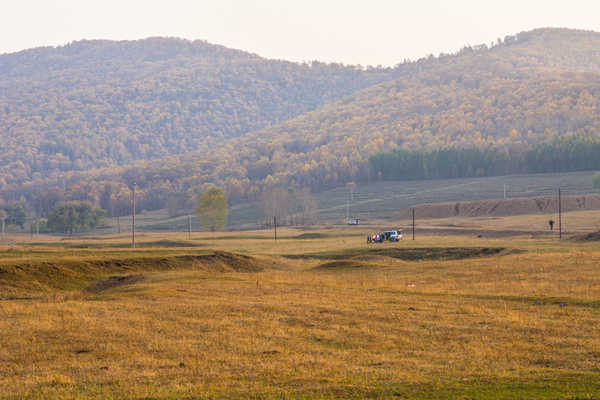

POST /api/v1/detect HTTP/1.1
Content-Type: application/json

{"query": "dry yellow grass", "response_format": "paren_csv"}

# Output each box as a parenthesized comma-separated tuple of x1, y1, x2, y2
(0, 228, 599, 399)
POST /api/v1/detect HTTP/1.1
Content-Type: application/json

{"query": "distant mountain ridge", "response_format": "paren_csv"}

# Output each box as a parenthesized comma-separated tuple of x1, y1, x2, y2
(0, 37, 401, 184)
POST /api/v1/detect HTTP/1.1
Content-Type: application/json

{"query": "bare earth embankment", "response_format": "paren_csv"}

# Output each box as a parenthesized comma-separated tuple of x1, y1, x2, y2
(398, 194, 600, 219)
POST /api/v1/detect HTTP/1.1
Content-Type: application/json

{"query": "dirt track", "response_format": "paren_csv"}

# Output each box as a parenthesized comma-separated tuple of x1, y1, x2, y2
(398, 194, 600, 219)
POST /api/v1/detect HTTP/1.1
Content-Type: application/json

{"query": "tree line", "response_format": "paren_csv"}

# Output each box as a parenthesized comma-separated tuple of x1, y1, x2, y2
(0, 183, 320, 234)
(369, 137, 600, 181)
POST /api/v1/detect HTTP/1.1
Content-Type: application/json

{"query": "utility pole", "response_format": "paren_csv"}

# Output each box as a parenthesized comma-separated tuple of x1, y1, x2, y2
(0, 212, 5, 238)
(558, 188, 562, 240)
(131, 183, 136, 249)
(503, 184, 507, 199)
(412, 208, 415, 241)
(188, 215, 192, 240)
(274, 216, 277, 241)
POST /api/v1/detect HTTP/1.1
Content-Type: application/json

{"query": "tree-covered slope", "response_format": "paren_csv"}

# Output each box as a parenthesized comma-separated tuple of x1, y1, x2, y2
(19, 69, 599, 215)
(0, 37, 400, 184)
(119, 28, 600, 199)
(4, 28, 600, 216)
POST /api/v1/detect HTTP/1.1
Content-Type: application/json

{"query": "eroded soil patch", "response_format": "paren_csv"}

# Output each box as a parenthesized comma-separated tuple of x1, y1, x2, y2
(287, 247, 509, 262)
(84, 274, 145, 294)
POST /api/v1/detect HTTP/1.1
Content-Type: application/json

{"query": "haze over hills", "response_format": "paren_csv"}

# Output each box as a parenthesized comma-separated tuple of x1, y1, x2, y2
(2, 28, 600, 219)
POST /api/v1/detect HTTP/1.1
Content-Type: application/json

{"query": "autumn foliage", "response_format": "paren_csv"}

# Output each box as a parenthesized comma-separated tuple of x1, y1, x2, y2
(2, 28, 600, 216)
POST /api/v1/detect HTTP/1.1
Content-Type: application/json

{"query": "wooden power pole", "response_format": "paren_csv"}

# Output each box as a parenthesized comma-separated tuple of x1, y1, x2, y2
(188, 215, 192, 240)
(132, 183, 136, 248)
(558, 188, 562, 240)
(274, 216, 277, 241)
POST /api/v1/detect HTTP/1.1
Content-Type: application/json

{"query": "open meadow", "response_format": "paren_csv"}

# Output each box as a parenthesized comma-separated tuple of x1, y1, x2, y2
(1, 223, 600, 399)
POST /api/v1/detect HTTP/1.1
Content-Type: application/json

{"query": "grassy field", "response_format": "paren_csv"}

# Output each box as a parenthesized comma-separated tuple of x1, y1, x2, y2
(1, 226, 600, 399)
(86, 170, 599, 233)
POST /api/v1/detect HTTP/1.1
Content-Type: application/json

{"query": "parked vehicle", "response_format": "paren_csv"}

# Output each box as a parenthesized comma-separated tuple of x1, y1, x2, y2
(369, 230, 403, 243)
(382, 230, 403, 241)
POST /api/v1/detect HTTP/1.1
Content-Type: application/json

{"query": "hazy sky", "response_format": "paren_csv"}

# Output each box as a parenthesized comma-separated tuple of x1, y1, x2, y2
(2, 0, 600, 66)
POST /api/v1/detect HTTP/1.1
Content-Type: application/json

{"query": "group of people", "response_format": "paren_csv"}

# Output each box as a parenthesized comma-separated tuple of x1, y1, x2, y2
(367, 230, 403, 243)
(367, 233, 384, 244)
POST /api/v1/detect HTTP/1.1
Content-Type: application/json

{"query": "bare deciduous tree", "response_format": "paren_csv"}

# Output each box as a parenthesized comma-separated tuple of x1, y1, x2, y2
(295, 188, 317, 226)
(262, 187, 291, 225)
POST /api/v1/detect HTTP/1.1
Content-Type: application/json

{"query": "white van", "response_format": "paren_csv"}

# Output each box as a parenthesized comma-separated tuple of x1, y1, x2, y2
(383, 230, 403, 241)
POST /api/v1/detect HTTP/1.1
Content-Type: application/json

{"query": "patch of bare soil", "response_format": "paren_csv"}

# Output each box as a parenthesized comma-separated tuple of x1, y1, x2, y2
(84, 274, 145, 294)
(397, 194, 600, 219)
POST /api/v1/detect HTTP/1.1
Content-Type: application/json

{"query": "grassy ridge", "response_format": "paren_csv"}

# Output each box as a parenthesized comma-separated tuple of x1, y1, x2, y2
(0, 249, 262, 296)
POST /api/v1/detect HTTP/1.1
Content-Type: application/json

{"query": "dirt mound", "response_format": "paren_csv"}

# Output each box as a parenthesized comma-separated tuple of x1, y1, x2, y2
(312, 260, 379, 271)
(398, 194, 600, 219)
(286, 247, 508, 262)
(82, 252, 263, 273)
(86, 252, 263, 274)
(572, 231, 600, 242)
(0, 251, 262, 294)
(84, 274, 145, 294)
(365, 247, 507, 261)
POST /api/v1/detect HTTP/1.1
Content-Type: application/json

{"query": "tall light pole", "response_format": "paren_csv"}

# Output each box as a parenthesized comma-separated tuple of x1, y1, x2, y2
(132, 183, 136, 249)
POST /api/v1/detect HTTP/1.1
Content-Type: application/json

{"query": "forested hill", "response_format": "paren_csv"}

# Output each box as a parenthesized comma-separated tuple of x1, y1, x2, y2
(0, 37, 400, 183)
(4, 28, 600, 218)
